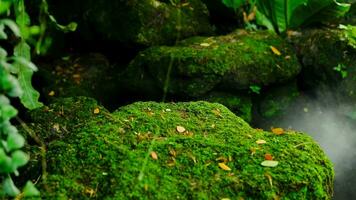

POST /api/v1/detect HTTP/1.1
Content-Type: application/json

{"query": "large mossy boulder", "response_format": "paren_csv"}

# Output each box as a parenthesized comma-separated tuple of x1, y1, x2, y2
(46, 0, 213, 46)
(292, 28, 356, 102)
(22, 97, 333, 199)
(120, 30, 301, 99)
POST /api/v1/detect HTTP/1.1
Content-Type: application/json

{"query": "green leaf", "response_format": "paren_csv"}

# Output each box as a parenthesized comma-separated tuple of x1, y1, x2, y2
(0, 19, 20, 37)
(256, 0, 351, 33)
(222, 0, 245, 10)
(11, 150, 29, 168)
(2, 176, 20, 197)
(290, 0, 351, 29)
(14, 41, 43, 109)
(0, 0, 12, 15)
(23, 181, 40, 197)
(7, 132, 24, 151)
(0, 102, 18, 121)
(0, 47, 8, 58)
(0, 148, 13, 173)
(0, 23, 8, 39)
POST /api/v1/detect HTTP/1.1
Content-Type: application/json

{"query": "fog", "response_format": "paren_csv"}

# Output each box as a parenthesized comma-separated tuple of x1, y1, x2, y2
(256, 88, 356, 200)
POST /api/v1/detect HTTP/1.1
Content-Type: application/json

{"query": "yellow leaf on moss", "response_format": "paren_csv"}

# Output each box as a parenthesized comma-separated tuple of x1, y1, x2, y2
(150, 151, 158, 160)
(271, 127, 284, 135)
(93, 108, 100, 114)
(256, 139, 267, 144)
(270, 46, 282, 56)
(218, 163, 231, 171)
(176, 125, 186, 133)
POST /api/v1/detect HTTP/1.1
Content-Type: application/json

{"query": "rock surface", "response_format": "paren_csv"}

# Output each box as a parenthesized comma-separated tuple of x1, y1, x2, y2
(292, 28, 356, 102)
(47, 0, 214, 46)
(120, 30, 301, 99)
(22, 97, 333, 199)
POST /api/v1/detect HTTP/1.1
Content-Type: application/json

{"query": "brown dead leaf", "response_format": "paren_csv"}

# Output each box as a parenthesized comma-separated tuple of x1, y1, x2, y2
(271, 127, 284, 135)
(150, 151, 158, 160)
(218, 163, 231, 171)
(176, 125, 186, 133)
(265, 153, 273, 160)
(270, 46, 282, 56)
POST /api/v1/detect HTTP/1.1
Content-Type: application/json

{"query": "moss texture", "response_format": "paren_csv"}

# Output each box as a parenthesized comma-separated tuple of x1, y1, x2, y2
(121, 30, 301, 98)
(203, 91, 252, 122)
(292, 28, 356, 102)
(47, 0, 213, 46)
(257, 82, 300, 119)
(22, 97, 333, 199)
(35, 53, 121, 108)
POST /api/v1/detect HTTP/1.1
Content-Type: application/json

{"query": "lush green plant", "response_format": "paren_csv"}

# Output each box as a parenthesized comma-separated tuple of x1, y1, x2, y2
(0, 20, 40, 200)
(339, 24, 356, 48)
(1, 0, 76, 197)
(249, 85, 261, 94)
(333, 63, 348, 78)
(222, 0, 351, 33)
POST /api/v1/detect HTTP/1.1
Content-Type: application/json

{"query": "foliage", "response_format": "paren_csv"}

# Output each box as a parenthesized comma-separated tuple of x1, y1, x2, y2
(0, 0, 76, 197)
(222, 0, 351, 33)
(333, 63, 348, 78)
(339, 24, 356, 48)
(0, 21, 39, 200)
(249, 85, 261, 94)
(221, 0, 246, 11)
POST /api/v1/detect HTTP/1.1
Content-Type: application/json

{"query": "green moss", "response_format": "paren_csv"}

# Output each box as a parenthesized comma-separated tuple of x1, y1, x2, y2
(292, 28, 356, 102)
(258, 82, 300, 118)
(80, 0, 213, 46)
(26, 96, 109, 143)
(203, 91, 252, 122)
(122, 30, 301, 98)
(23, 97, 333, 199)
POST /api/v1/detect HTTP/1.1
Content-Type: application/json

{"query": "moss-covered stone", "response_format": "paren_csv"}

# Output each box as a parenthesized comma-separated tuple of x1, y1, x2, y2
(23, 97, 333, 199)
(120, 30, 301, 98)
(257, 82, 300, 119)
(46, 0, 213, 46)
(203, 91, 252, 122)
(35, 53, 122, 108)
(292, 28, 356, 102)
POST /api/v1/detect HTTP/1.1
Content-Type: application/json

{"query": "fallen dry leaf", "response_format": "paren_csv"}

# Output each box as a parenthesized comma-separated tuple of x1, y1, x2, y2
(270, 46, 282, 56)
(176, 125, 186, 133)
(200, 43, 211, 47)
(218, 162, 231, 171)
(256, 139, 267, 145)
(271, 127, 284, 135)
(93, 108, 100, 114)
(150, 151, 158, 160)
(261, 160, 279, 167)
(265, 153, 273, 160)
(48, 91, 55, 96)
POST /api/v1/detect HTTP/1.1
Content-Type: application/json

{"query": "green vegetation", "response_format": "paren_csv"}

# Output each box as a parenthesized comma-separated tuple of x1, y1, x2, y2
(1, 0, 355, 198)
(0, 1, 40, 197)
(22, 97, 333, 199)
(221, 0, 351, 33)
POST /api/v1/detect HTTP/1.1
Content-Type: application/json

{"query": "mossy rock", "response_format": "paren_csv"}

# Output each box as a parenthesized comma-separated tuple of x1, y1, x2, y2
(22, 97, 333, 199)
(120, 30, 301, 98)
(46, 0, 213, 46)
(257, 81, 300, 119)
(34, 53, 122, 109)
(292, 28, 356, 102)
(202, 91, 252, 122)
